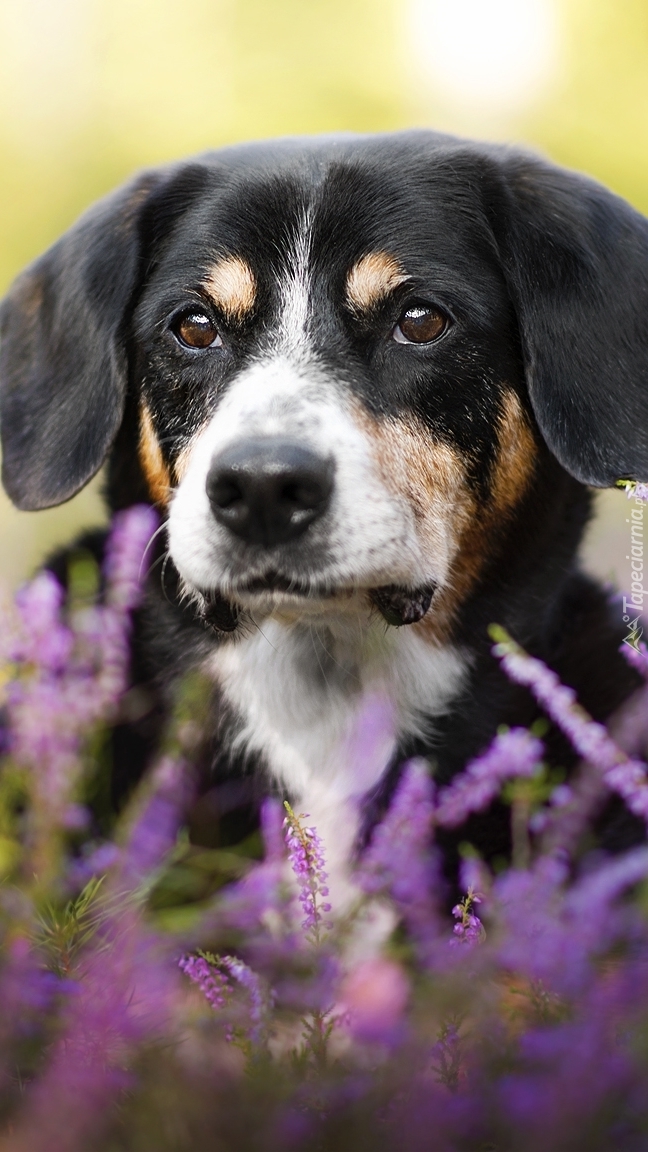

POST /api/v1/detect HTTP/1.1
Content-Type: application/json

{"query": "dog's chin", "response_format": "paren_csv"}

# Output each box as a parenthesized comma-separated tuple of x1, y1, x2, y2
(194, 572, 437, 632)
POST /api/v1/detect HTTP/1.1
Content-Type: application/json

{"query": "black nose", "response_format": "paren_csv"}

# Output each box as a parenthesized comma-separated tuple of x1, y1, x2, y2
(206, 438, 335, 547)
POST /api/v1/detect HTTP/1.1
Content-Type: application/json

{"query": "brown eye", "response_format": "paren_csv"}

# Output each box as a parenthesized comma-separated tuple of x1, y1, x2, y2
(393, 304, 449, 345)
(174, 311, 221, 349)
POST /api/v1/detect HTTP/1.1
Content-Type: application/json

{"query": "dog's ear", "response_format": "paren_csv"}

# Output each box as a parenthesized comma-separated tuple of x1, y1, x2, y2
(491, 153, 648, 487)
(0, 163, 209, 510)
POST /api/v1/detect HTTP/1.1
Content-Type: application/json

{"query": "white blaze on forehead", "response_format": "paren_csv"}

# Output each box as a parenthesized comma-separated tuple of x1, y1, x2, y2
(276, 206, 314, 356)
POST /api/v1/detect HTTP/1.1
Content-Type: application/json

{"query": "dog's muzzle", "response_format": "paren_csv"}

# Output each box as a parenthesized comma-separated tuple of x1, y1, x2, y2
(197, 434, 435, 632)
(206, 437, 335, 548)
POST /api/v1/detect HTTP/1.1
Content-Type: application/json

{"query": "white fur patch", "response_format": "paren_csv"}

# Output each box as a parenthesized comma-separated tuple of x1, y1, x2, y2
(276, 205, 313, 357)
(209, 612, 467, 907)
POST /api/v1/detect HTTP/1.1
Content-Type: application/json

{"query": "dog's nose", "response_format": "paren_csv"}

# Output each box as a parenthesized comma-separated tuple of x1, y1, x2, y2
(206, 438, 334, 546)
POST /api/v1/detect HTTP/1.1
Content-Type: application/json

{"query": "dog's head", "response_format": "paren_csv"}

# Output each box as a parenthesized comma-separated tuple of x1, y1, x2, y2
(2, 132, 648, 633)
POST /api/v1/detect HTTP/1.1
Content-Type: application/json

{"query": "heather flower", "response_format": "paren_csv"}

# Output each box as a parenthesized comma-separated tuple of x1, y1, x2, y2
(492, 856, 575, 993)
(179, 952, 230, 1010)
(450, 888, 485, 947)
(220, 954, 268, 1046)
(563, 844, 648, 956)
(67, 842, 121, 890)
(435, 728, 544, 828)
(103, 505, 159, 614)
(2, 506, 158, 857)
(118, 754, 192, 890)
(5, 714, 188, 1152)
(498, 972, 643, 1152)
(8, 910, 178, 1152)
(490, 626, 648, 823)
(6, 502, 648, 1148)
(358, 759, 440, 964)
(620, 637, 648, 678)
(283, 802, 332, 943)
(343, 690, 396, 795)
(617, 478, 648, 503)
(459, 854, 491, 903)
(0, 934, 63, 1105)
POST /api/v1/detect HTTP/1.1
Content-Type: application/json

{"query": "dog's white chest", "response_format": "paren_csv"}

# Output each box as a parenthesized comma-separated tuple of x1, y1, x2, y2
(208, 614, 467, 895)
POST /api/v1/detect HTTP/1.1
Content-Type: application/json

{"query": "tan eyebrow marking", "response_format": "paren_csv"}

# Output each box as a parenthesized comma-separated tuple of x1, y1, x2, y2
(139, 404, 171, 506)
(346, 251, 408, 313)
(202, 255, 256, 321)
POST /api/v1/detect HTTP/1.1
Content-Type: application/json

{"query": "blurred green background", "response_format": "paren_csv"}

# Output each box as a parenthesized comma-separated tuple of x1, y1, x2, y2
(0, 0, 643, 595)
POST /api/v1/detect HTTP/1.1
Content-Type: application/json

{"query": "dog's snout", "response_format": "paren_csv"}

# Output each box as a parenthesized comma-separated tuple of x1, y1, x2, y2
(206, 438, 334, 547)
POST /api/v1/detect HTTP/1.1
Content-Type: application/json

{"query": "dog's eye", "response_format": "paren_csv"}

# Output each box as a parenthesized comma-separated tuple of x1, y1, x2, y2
(393, 304, 449, 345)
(173, 311, 222, 349)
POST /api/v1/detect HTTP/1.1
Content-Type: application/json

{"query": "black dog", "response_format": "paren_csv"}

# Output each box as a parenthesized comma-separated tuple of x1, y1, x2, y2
(1, 131, 647, 893)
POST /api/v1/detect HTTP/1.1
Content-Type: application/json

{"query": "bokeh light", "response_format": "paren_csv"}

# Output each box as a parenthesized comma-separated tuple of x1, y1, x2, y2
(407, 0, 559, 119)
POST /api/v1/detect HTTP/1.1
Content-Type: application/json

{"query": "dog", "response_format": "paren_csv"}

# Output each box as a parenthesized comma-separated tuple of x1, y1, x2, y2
(1, 130, 647, 897)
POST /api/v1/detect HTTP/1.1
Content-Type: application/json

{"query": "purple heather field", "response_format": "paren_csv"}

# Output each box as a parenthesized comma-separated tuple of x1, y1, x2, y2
(0, 490, 645, 1151)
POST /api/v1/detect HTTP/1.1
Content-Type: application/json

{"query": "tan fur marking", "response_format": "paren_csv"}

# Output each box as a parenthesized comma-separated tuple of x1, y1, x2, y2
(139, 405, 171, 506)
(346, 252, 407, 314)
(358, 391, 536, 644)
(203, 255, 256, 321)
(489, 390, 536, 516)
(358, 410, 474, 643)
(173, 426, 209, 484)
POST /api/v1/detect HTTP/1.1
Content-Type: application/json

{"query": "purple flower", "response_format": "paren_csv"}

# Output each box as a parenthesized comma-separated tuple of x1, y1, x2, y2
(104, 505, 159, 614)
(6, 691, 191, 1152)
(3, 507, 159, 848)
(491, 627, 648, 824)
(220, 955, 268, 1046)
(12, 572, 72, 670)
(283, 802, 332, 943)
(179, 953, 229, 1010)
(10, 911, 178, 1152)
(492, 855, 575, 992)
(450, 889, 484, 947)
(0, 935, 63, 1101)
(620, 638, 648, 679)
(342, 690, 396, 794)
(118, 754, 193, 889)
(358, 759, 440, 964)
(435, 728, 544, 828)
(67, 842, 121, 890)
(618, 479, 648, 503)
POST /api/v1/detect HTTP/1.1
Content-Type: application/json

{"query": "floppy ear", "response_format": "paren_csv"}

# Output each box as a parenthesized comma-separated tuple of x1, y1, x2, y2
(0, 162, 209, 510)
(491, 153, 648, 487)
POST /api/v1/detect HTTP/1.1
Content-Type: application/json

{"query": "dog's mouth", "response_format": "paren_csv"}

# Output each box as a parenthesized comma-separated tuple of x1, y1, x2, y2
(195, 572, 437, 633)
(368, 583, 436, 627)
